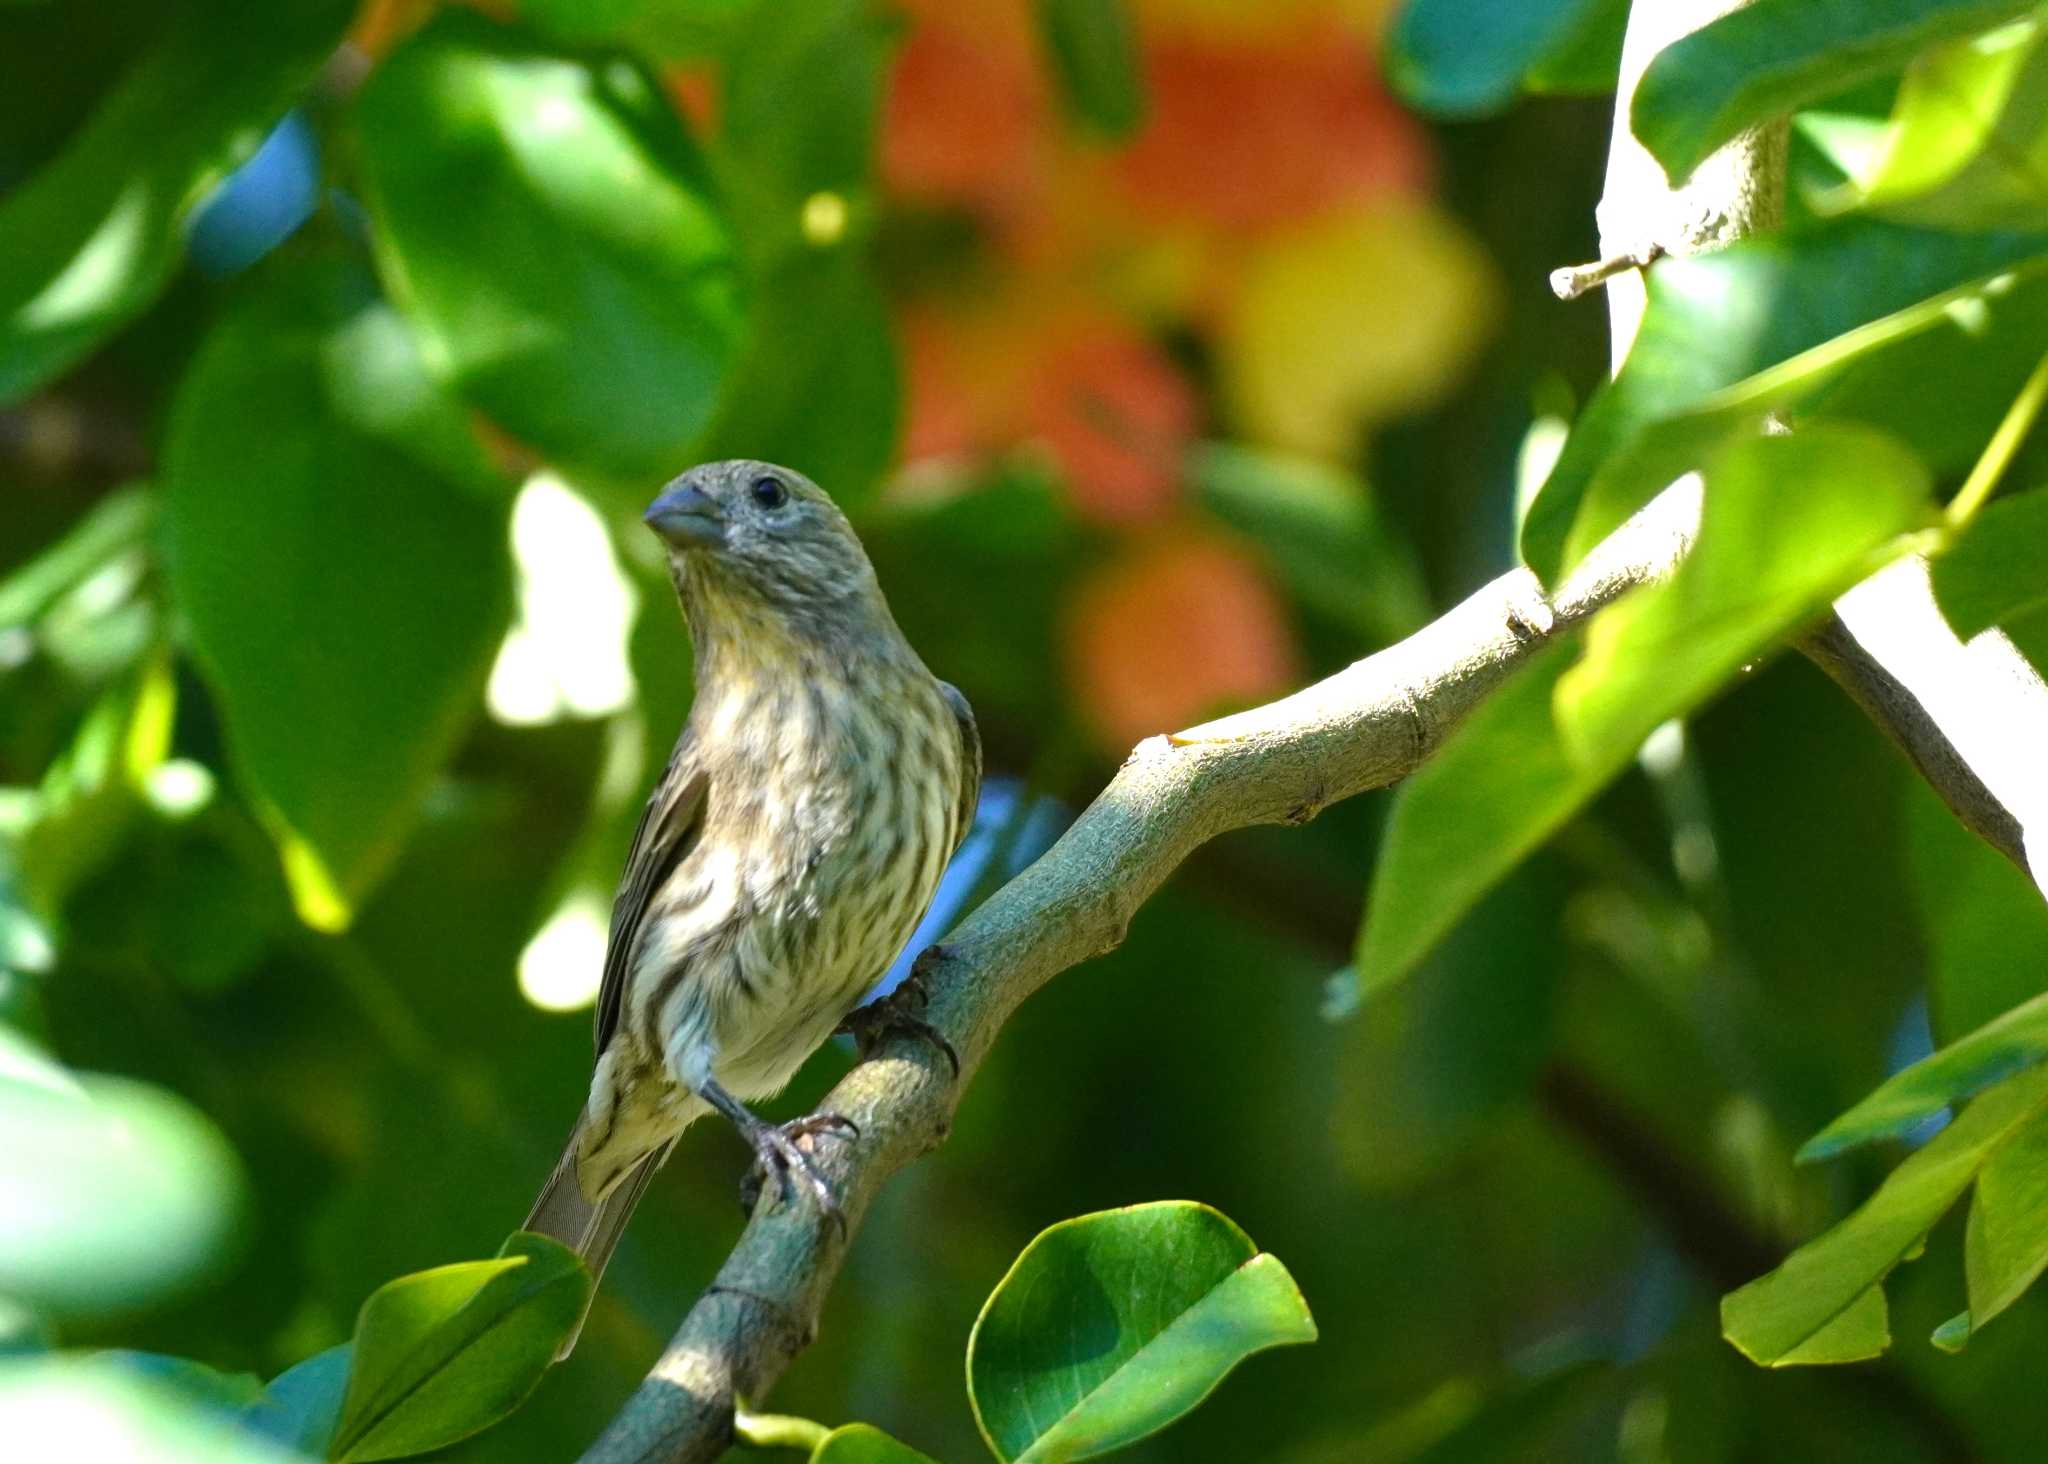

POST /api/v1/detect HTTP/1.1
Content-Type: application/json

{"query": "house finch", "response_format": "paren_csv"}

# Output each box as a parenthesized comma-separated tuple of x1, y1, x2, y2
(525, 460, 980, 1353)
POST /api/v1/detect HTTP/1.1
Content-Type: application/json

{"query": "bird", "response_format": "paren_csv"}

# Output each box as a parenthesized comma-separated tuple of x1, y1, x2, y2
(523, 459, 980, 1355)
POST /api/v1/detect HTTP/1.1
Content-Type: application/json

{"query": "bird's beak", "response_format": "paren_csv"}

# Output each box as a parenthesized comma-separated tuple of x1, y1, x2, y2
(644, 484, 726, 549)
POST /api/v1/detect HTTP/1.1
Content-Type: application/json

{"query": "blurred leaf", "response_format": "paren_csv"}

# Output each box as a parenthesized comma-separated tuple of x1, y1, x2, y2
(1632, 0, 2037, 185)
(1908, 779, 2048, 1041)
(0, 488, 150, 632)
(1801, 988, 2048, 1160)
(1523, 0, 1629, 96)
(1557, 425, 1929, 760)
(812, 1422, 942, 1463)
(1522, 217, 2048, 583)
(0, 1036, 245, 1322)
(1965, 1105, 2048, 1329)
(162, 257, 511, 930)
(1931, 486, 2048, 637)
(1036, 0, 1147, 138)
(103, 1351, 262, 1413)
(1724, 1062, 2048, 1366)
(0, 0, 351, 401)
(356, 11, 743, 481)
(518, 0, 652, 44)
(331, 1233, 589, 1462)
(1860, 18, 2048, 229)
(1388, 0, 1621, 116)
(1222, 203, 1496, 459)
(1191, 442, 1431, 644)
(240, 1344, 351, 1456)
(1356, 643, 1604, 996)
(1932, 1309, 1973, 1349)
(967, 1202, 1316, 1462)
(0, 1357, 300, 1463)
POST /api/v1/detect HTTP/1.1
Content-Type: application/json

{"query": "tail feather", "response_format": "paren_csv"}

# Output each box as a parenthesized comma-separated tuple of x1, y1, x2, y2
(524, 1125, 671, 1361)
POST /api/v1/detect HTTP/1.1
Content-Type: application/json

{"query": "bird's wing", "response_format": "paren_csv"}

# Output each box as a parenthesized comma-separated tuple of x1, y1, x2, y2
(938, 680, 983, 855)
(595, 737, 708, 1056)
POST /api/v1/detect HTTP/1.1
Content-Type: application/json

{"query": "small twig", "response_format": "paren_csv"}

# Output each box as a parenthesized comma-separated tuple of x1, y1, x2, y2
(1549, 246, 1661, 301)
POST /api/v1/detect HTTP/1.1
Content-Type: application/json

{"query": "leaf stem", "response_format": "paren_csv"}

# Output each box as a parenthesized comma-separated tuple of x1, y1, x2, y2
(733, 1409, 831, 1454)
(1948, 349, 2048, 527)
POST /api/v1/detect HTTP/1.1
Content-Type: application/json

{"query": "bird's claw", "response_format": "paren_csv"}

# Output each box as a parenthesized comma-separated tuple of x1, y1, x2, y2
(839, 947, 961, 1077)
(738, 1113, 856, 1236)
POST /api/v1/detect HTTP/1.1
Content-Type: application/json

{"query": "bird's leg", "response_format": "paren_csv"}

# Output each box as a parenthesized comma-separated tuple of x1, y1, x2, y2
(838, 944, 961, 1077)
(699, 1078, 854, 1234)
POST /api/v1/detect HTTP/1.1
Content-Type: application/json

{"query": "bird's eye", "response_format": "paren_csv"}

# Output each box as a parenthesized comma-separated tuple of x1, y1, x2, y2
(749, 475, 789, 511)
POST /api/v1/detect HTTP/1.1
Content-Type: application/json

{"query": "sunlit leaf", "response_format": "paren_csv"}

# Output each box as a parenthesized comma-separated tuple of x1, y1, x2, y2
(812, 1422, 942, 1463)
(1632, 0, 2038, 184)
(330, 1234, 589, 1462)
(1725, 1062, 2048, 1365)
(161, 257, 511, 929)
(0, 0, 352, 401)
(1522, 218, 2048, 583)
(0, 1034, 245, 1322)
(1036, 0, 1147, 138)
(1388, 0, 1622, 116)
(1859, 18, 2048, 229)
(356, 11, 743, 481)
(0, 489, 151, 633)
(1932, 487, 2048, 638)
(1801, 988, 2048, 1160)
(1557, 425, 1929, 761)
(0, 1357, 298, 1464)
(967, 1202, 1316, 1463)
(1965, 1105, 2048, 1330)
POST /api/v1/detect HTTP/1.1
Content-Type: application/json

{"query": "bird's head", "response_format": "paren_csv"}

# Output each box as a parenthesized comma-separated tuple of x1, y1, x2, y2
(643, 460, 887, 647)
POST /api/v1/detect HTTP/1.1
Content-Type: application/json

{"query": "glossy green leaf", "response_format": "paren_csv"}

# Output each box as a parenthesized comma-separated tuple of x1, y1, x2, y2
(1036, 0, 1147, 138)
(0, 1033, 245, 1322)
(1801, 988, 2048, 1160)
(1632, 0, 2037, 185)
(1771, 1286, 1891, 1366)
(1521, 217, 2048, 582)
(1932, 488, 2048, 638)
(1724, 1062, 2048, 1365)
(240, 1345, 351, 1455)
(161, 258, 512, 930)
(1860, 18, 2048, 229)
(0, 0, 351, 402)
(0, 1357, 300, 1464)
(356, 11, 743, 481)
(967, 1202, 1316, 1463)
(330, 1233, 589, 1462)
(1388, 0, 1621, 116)
(1192, 442, 1431, 644)
(1965, 1105, 2048, 1329)
(1557, 426, 1930, 761)
(1357, 641, 1614, 995)
(812, 1423, 942, 1463)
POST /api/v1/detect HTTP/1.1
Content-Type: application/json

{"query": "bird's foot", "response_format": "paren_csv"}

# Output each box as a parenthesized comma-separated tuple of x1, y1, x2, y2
(735, 1112, 857, 1235)
(838, 947, 961, 1077)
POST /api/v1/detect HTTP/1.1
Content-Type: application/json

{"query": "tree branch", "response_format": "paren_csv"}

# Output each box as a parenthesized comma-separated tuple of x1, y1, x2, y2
(576, 496, 1699, 1464)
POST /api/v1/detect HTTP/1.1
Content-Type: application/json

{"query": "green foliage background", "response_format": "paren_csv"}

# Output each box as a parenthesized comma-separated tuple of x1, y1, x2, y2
(7, 0, 2048, 1459)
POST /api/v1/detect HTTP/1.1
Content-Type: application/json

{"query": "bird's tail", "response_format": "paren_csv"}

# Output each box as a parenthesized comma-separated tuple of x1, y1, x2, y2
(523, 1123, 672, 1361)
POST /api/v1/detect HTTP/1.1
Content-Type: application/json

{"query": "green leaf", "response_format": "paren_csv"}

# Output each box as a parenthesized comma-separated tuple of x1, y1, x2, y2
(1724, 1062, 2048, 1365)
(967, 1201, 1316, 1463)
(812, 1423, 942, 1463)
(1908, 782, 2048, 1043)
(1035, 0, 1147, 139)
(0, 1035, 245, 1322)
(1859, 18, 2048, 229)
(1965, 1104, 2048, 1329)
(1357, 641, 1612, 995)
(0, 0, 352, 402)
(1557, 425, 1930, 762)
(240, 1345, 352, 1455)
(0, 488, 151, 632)
(1388, 0, 1622, 116)
(330, 1233, 590, 1462)
(161, 257, 512, 930)
(1632, 0, 2038, 185)
(1931, 1310, 1973, 1350)
(1191, 442, 1432, 644)
(1801, 987, 2048, 1160)
(1772, 1286, 1891, 1366)
(356, 11, 744, 481)
(1521, 217, 2048, 583)
(1932, 488, 2048, 637)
